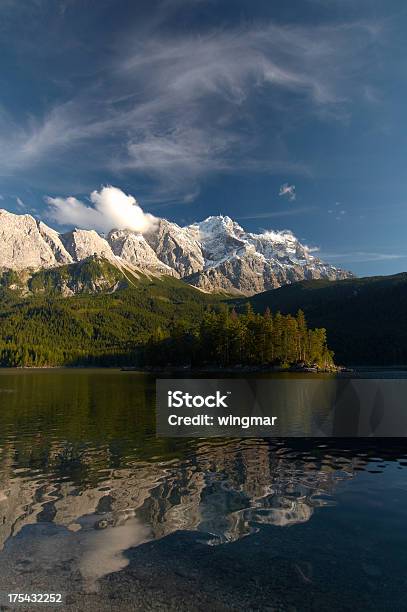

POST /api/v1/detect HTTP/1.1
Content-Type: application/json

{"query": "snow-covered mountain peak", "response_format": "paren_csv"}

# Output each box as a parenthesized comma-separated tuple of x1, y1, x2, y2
(257, 229, 296, 244)
(188, 215, 245, 240)
(0, 208, 352, 295)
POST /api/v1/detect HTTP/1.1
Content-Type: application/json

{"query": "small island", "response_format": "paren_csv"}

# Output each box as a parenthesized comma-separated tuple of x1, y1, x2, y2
(143, 305, 335, 372)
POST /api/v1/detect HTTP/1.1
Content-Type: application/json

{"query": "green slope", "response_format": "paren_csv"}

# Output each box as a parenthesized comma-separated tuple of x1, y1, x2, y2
(239, 273, 407, 365)
(0, 258, 218, 367)
(1, 256, 132, 295)
(3, 256, 403, 367)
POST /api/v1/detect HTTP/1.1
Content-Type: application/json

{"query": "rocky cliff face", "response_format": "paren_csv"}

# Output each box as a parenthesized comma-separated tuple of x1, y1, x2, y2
(143, 218, 204, 277)
(0, 209, 64, 270)
(38, 222, 73, 265)
(183, 216, 350, 294)
(108, 229, 177, 277)
(60, 229, 115, 262)
(0, 208, 352, 295)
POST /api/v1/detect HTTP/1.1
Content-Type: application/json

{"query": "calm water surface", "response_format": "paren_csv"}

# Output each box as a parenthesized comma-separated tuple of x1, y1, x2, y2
(0, 369, 406, 611)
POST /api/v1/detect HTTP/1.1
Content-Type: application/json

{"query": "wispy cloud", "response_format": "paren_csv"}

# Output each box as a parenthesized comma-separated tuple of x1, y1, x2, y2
(0, 7, 382, 201)
(278, 183, 296, 201)
(15, 196, 26, 209)
(238, 206, 316, 220)
(46, 185, 156, 233)
(321, 251, 405, 263)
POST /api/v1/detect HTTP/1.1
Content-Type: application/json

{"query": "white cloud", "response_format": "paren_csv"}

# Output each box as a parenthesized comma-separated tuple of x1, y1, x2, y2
(279, 183, 296, 201)
(46, 186, 157, 233)
(16, 196, 25, 209)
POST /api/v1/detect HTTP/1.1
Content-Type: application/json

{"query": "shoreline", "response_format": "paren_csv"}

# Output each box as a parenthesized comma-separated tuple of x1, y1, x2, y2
(0, 364, 343, 374)
(3, 364, 407, 374)
(123, 364, 345, 374)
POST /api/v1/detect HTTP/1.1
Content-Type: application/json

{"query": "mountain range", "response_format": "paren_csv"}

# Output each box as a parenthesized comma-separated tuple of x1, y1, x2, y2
(0, 204, 405, 367)
(0, 208, 351, 296)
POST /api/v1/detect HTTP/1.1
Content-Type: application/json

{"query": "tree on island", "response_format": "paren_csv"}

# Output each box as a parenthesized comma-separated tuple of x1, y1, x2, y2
(144, 305, 334, 369)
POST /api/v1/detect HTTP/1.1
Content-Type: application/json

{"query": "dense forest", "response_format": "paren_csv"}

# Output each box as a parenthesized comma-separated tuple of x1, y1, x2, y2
(144, 305, 333, 369)
(4, 256, 406, 368)
(243, 272, 407, 365)
(0, 274, 217, 367)
(0, 273, 332, 368)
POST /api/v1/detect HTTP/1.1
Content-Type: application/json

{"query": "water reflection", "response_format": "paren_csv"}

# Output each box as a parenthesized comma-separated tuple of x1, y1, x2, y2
(2, 435, 407, 590)
(1, 438, 355, 549)
(0, 447, 325, 593)
(0, 370, 407, 599)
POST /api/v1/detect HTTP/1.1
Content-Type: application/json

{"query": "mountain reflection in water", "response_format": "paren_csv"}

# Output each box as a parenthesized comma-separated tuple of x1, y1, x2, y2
(0, 370, 407, 606)
(1, 438, 354, 550)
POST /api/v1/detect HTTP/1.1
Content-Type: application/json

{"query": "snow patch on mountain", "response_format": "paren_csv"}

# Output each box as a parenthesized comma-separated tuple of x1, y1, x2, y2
(183, 215, 350, 294)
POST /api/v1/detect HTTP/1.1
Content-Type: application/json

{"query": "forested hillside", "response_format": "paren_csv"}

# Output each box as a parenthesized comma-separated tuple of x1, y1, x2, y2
(0, 274, 217, 367)
(242, 273, 407, 365)
(3, 256, 404, 368)
(0, 260, 331, 368)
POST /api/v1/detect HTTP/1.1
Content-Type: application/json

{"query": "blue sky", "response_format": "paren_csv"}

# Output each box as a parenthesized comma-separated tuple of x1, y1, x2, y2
(0, 0, 406, 276)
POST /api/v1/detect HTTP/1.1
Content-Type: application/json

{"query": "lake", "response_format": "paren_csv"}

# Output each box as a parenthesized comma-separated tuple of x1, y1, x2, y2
(0, 369, 406, 611)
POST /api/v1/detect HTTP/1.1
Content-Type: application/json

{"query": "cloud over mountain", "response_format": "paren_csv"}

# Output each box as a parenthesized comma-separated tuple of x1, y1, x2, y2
(46, 186, 156, 233)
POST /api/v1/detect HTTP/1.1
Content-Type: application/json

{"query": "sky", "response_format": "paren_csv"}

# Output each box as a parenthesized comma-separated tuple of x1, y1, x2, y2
(0, 0, 406, 276)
